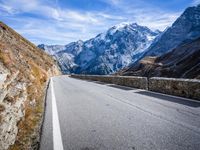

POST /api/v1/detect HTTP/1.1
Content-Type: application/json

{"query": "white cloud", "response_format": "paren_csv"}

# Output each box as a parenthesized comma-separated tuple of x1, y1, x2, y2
(108, 0, 121, 5)
(105, 0, 182, 31)
(192, 0, 200, 5)
(0, 0, 103, 23)
(1, 0, 39, 13)
(129, 10, 180, 31)
(0, 0, 184, 44)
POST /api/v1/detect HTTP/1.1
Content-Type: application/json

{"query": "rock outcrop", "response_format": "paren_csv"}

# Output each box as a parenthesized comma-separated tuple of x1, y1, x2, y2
(119, 38, 200, 79)
(0, 22, 61, 150)
(144, 4, 200, 57)
(119, 5, 200, 79)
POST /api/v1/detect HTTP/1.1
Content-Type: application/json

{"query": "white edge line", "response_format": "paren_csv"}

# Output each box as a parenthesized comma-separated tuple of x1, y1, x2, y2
(51, 78, 64, 150)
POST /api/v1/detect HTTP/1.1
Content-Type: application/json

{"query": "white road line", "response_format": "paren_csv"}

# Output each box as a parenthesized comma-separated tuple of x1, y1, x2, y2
(51, 78, 64, 150)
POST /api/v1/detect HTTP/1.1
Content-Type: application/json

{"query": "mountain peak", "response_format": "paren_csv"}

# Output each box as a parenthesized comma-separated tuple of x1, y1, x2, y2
(107, 22, 156, 36)
(112, 22, 146, 31)
(77, 39, 83, 42)
(113, 22, 133, 29)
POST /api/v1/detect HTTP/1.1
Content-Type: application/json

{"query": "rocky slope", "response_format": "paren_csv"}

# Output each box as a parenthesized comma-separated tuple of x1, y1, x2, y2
(0, 22, 61, 150)
(119, 4, 200, 79)
(39, 23, 160, 75)
(143, 4, 200, 57)
(119, 38, 200, 79)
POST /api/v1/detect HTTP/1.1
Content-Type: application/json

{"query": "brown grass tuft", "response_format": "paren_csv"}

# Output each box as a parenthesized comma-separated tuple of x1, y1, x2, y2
(0, 104, 5, 112)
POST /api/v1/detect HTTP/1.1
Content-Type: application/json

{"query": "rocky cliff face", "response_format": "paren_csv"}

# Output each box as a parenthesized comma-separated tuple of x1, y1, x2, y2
(0, 22, 61, 150)
(119, 38, 200, 79)
(119, 5, 200, 79)
(144, 4, 200, 57)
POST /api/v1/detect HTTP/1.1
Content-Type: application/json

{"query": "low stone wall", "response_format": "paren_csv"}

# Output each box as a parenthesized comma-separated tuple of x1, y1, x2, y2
(149, 77, 200, 100)
(71, 75, 200, 101)
(71, 75, 148, 90)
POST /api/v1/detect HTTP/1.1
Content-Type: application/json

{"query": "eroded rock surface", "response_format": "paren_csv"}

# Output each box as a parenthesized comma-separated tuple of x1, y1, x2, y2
(0, 22, 61, 150)
(119, 38, 200, 79)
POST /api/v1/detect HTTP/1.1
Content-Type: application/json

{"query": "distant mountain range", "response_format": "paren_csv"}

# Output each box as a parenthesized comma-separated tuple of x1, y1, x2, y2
(39, 23, 160, 74)
(39, 4, 200, 78)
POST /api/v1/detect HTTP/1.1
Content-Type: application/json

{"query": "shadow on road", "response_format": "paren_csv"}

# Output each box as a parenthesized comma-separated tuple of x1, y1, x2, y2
(107, 84, 136, 91)
(85, 80, 136, 91)
(92, 81, 108, 85)
(135, 91, 200, 108)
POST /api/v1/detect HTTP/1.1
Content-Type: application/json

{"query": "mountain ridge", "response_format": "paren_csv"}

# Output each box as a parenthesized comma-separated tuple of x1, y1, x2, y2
(143, 4, 200, 57)
(119, 4, 200, 78)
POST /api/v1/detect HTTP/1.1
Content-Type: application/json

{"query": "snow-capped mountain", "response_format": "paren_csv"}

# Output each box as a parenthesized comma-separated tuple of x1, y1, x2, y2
(144, 4, 200, 57)
(39, 23, 160, 74)
(39, 40, 83, 73)
(38, 44, 66, 55)
(119, 4, 200, 79)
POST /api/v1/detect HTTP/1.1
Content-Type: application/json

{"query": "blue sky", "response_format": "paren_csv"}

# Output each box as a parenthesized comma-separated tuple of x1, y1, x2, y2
(0, 0, 199, 45)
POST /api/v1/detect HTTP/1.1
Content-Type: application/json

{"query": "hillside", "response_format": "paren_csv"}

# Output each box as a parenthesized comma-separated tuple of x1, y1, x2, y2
(143, 4, 200, 57)
(0, 22, 61, 150)
(118, 4, 200, 79)
(119, 38, 200, 79)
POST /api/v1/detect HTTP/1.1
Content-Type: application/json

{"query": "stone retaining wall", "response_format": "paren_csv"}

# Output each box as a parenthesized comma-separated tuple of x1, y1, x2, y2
(71, 75, 148, 90)
(71, 75, 200, 101)
(149, 77, 200, 100)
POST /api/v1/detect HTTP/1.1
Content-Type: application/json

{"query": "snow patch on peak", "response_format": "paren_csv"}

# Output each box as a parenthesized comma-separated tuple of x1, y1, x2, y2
(114, 22, 132, 30)
(108, 22, 132, 34)
(95, 32, 106, 41)
(146, 34, 156, 41)
(77, 40, 83, 45)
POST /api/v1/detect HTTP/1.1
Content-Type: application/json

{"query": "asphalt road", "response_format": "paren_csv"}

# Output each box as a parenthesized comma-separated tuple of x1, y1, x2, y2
(40, 76, 200, 150)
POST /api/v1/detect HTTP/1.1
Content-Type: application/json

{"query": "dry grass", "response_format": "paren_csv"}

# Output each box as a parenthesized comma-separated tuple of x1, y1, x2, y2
(9, 66, 48, 150)
(0, 50, 12, 67)
(0, 104, 5, 112)
(0, 115, 2, 123)
(140, 56, 157, 64)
